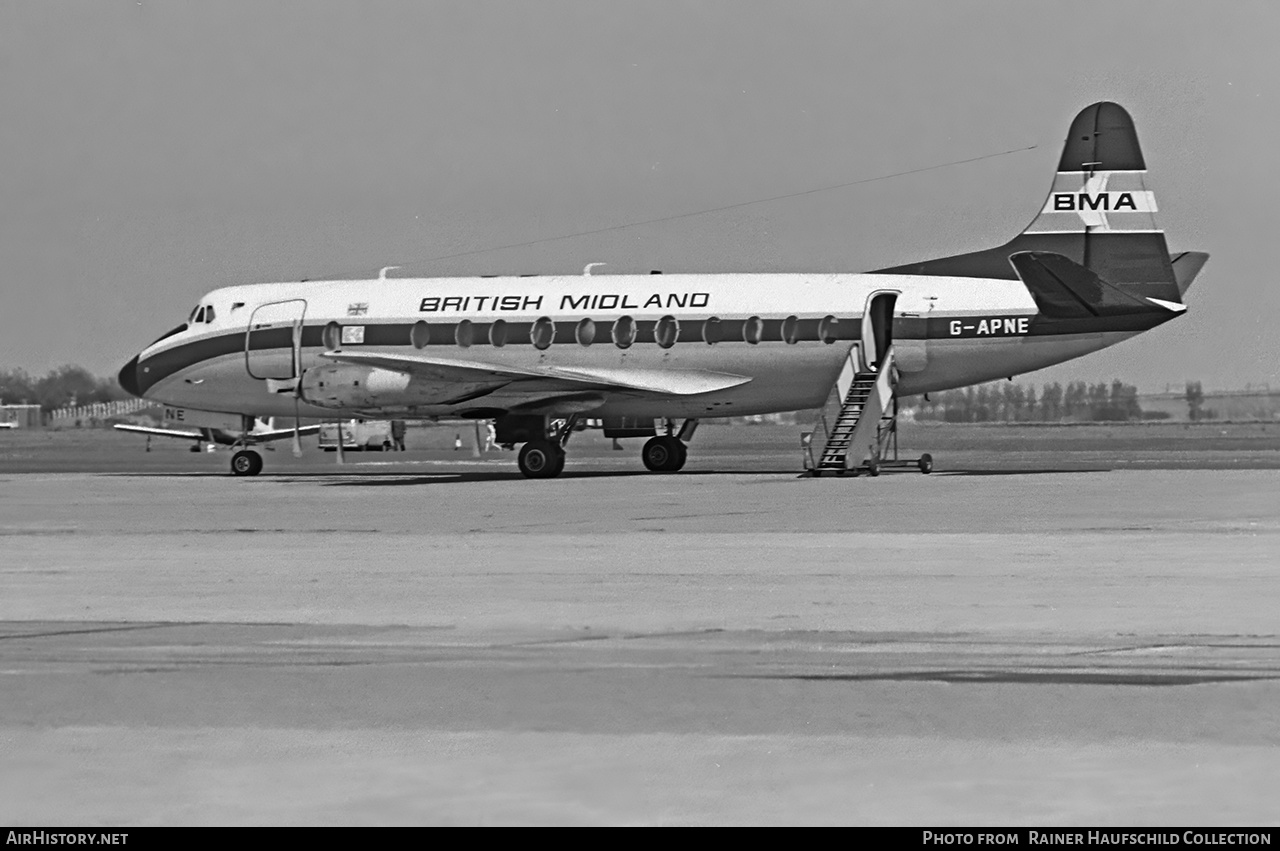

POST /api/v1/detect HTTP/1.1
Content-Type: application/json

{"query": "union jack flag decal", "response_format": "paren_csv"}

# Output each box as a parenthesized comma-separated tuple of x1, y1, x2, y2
(346, 302, 369, 316)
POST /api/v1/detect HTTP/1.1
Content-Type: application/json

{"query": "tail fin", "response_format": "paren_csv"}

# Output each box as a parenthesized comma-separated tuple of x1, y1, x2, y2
(877, 102, 1198, 304)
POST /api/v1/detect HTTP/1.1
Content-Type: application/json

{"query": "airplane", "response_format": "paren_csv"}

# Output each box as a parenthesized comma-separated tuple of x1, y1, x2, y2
(116, 102, 1207, 478)
(114, 407, 321, 474)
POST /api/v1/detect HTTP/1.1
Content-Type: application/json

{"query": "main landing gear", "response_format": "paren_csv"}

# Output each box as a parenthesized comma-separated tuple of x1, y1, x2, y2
(230, 449, 263, 477)
(517, 440, 566, 479)
(512, 415, 576, 480)
(508, 416, 698, 479)
(641, 435, 687, 472)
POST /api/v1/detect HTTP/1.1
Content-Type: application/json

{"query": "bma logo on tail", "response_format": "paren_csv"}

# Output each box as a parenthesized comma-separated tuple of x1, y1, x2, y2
(1051, 191, 1147, 212)
(1042, 173, 1157, 216)
(1035, 170, 1158, 231)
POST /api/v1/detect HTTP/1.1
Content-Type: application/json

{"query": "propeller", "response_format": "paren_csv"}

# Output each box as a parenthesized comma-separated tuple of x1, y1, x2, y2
(291, 318, 304, 457)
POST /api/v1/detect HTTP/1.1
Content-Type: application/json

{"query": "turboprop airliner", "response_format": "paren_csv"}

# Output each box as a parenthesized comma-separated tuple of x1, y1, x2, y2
(117, 102, 1207, 478)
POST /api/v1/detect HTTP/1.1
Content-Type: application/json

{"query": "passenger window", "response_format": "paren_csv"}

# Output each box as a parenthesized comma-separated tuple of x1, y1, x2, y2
(410, 320, 430, 349)
(455, 319, 474, 347)
(575, 318, 595, 346)
(489, 319, 507, 347)
(323, 321, 342, 351)
(782, 315, 799, 344)
(654, 316, 678, 349)
(743, 316, 763, 345)
(818, 315, 839, 344)
(611, 316, 636, 349)
(702, 317, 722, 345)
(531, 317, 555, 350)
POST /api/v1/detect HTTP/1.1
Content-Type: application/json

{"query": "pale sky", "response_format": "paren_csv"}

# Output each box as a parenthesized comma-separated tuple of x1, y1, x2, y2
(1, 0, 1275, 392)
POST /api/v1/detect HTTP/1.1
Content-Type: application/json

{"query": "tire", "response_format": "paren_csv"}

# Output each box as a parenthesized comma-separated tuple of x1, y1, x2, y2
(641, 436, 685, 472)
(231, 449, 263, 477)
(671, 440, 688, 472)
(866, 460, 880, 477)
(918, 453, 933, 474)
(518, 440, 564, 479)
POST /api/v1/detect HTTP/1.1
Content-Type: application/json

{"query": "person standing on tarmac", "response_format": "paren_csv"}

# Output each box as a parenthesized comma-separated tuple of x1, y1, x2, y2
(390, 419, 406, 451)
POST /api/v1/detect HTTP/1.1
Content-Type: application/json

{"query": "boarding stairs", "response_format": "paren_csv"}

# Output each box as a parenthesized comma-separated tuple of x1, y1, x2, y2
(803, 345, 931, 476)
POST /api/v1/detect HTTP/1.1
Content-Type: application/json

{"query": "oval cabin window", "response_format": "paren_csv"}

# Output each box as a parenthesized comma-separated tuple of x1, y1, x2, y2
(455, 319, 474, 348)
(489, 319, 507, 347)
(323, 321, 342, 351)
(782, 315, 799, 345)
(818, 315, 839, 344)
(410, 321, 430, 350)
(743, 316, 764, 345)
(702, 316, 722, 345)
(611, 316, 636, 349)
(654, 315, 678, 349)
(575, 317, 596, 346)
(531, 317, 555, 350)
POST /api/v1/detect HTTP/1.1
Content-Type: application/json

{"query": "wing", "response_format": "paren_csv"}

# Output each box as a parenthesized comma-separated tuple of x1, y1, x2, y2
(114, 424, 205, 440)
(245, 424, 324, 442)
(319, 350, 752, 396)
(114, 423, 321, 445)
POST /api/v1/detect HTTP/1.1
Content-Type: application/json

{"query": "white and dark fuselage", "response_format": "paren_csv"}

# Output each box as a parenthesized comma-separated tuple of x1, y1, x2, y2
(122, 270, 1156, 422)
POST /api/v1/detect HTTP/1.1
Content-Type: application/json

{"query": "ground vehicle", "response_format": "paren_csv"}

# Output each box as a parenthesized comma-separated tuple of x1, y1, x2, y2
(317, 420, 392, 451)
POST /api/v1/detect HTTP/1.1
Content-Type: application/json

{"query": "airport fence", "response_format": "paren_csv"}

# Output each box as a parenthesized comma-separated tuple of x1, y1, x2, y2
(48, 398, 151, 426)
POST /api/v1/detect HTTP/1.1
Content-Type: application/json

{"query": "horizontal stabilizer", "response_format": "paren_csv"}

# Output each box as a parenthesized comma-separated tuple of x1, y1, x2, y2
(1008, 251, 1177, 319)
(321, 350, 752, 396)
(1170, 251, 1210, 296)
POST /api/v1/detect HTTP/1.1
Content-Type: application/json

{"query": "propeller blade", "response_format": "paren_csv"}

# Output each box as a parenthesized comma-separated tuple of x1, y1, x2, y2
(291, 398, 303, 457)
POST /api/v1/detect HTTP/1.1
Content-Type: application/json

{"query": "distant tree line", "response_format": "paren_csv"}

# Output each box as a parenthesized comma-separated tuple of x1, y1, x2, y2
(0, 365, 1219, 424)
(908, 380, 1147, 423)
(0, 366, 129, 412)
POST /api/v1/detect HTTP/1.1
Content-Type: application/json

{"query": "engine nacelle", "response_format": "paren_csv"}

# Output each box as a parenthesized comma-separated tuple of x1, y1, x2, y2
(300, 364, 495, 409)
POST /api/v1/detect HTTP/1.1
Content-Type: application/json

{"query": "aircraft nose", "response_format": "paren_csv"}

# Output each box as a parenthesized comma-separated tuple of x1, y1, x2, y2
(117, 354, 141, 397)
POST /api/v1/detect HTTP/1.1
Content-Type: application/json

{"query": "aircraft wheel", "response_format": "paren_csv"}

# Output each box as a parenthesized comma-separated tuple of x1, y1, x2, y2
(918, 453, 933, 474)
(671, 440, 688, 471)
(231, 449, 263, 477)
(641, 436, 684, 472)
(866, 460, 880, 477)
(518, 440, 564, 479)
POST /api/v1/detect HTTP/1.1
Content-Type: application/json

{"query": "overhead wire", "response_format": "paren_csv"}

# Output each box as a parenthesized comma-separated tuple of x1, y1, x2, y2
(304, 142, 1039, 279)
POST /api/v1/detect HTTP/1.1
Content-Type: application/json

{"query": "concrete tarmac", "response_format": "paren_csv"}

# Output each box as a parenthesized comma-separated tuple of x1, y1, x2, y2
(2, 467, 1278, 824)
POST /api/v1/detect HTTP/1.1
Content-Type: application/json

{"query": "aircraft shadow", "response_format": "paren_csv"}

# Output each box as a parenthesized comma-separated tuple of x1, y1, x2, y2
(295, 467, 1112, 486)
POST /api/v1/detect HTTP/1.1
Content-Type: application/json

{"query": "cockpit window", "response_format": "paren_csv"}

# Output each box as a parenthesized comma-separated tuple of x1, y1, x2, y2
(188, 305, 201, 323)
(204, 305, 215, 323)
